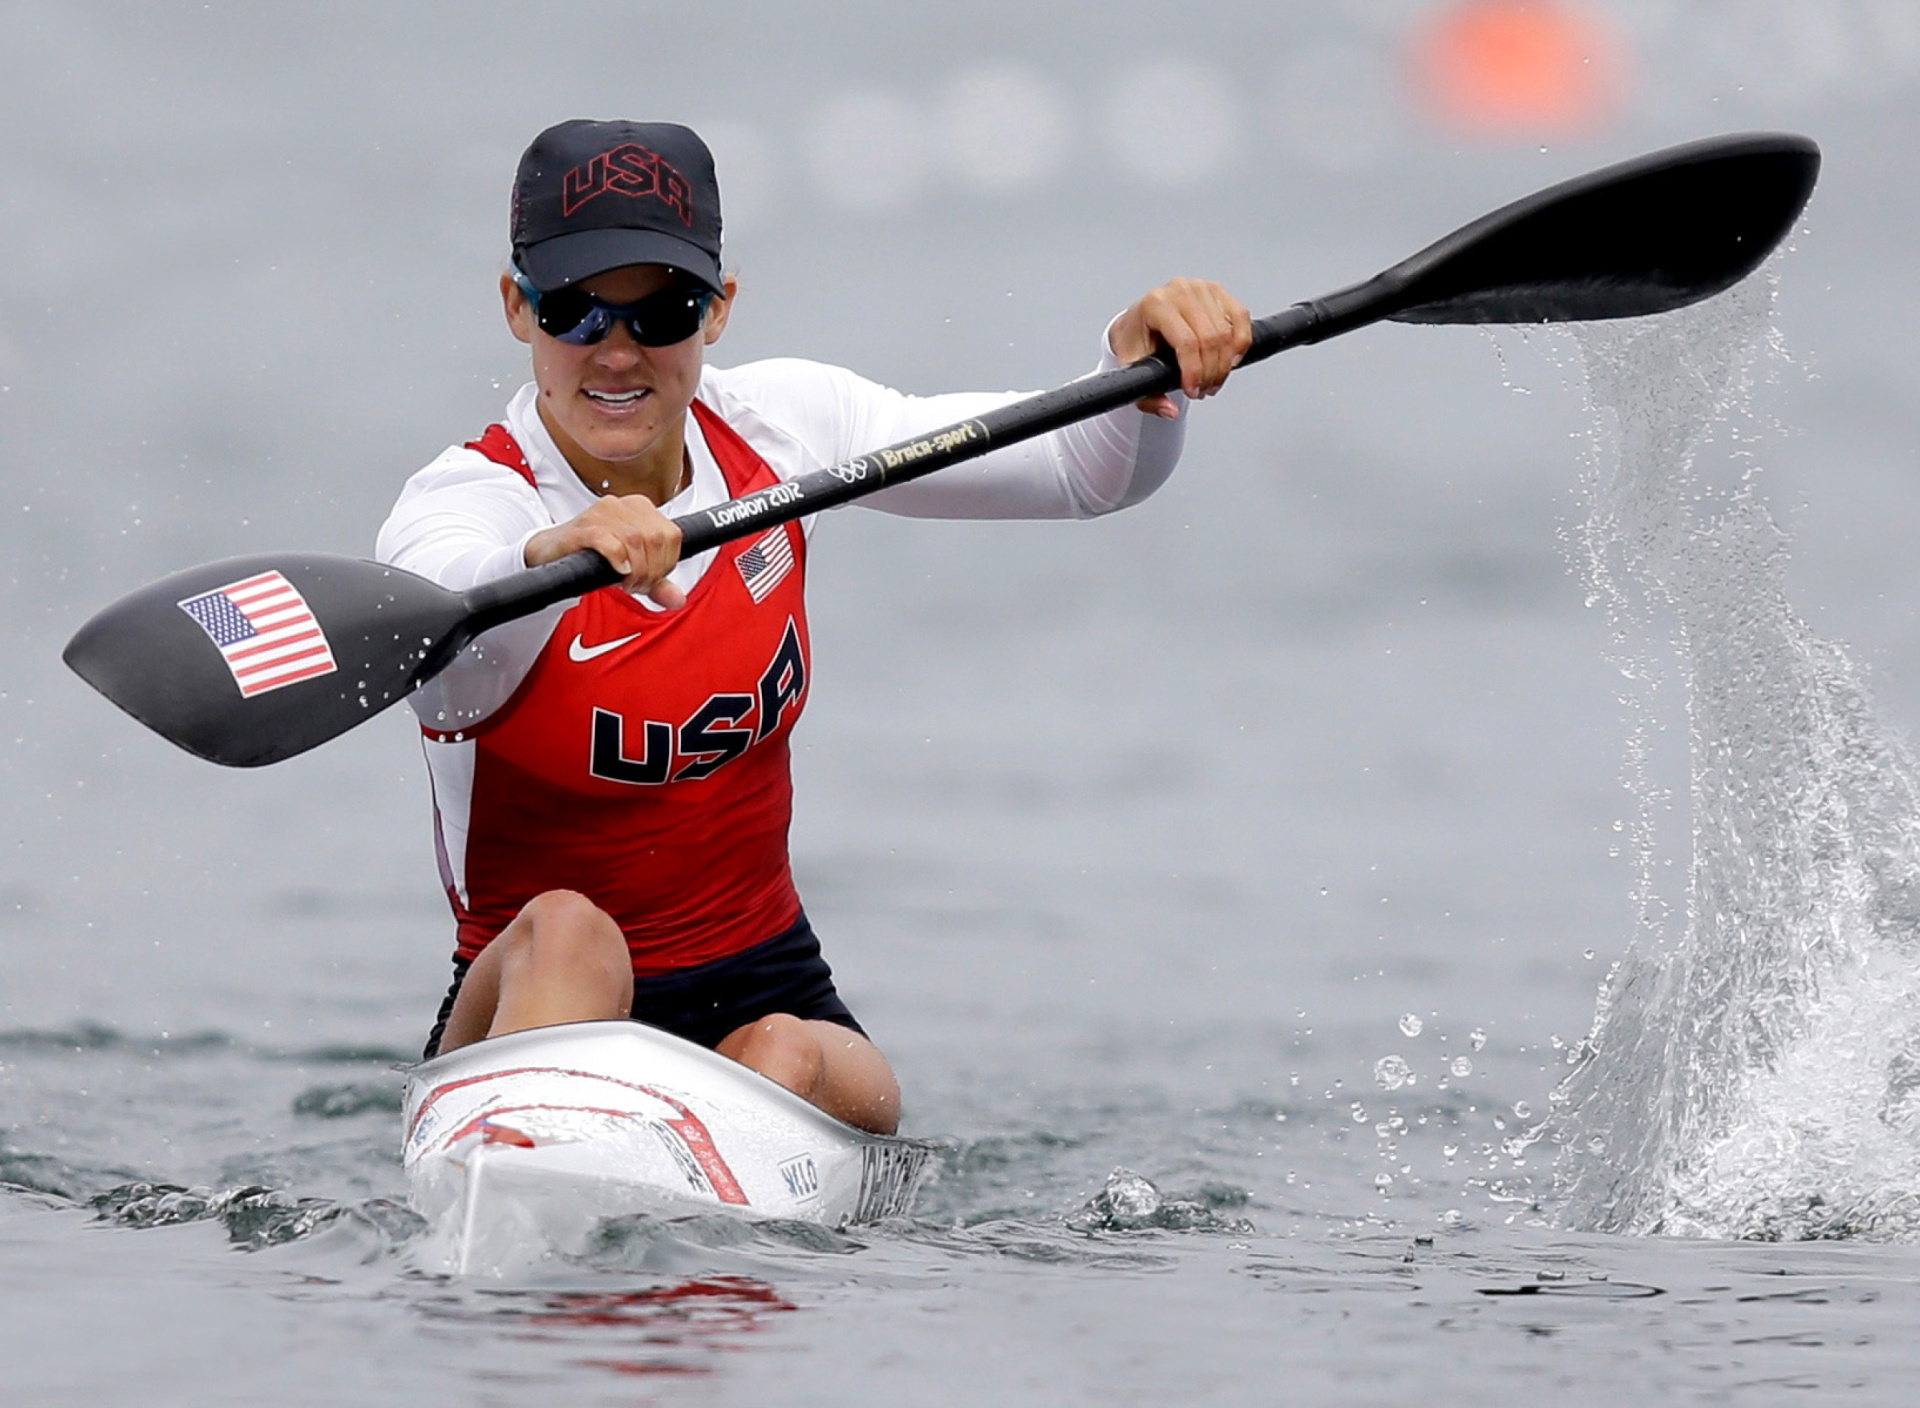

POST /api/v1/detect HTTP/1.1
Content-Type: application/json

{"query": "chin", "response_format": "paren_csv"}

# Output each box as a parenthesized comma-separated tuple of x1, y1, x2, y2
(579, 436, 662, 473)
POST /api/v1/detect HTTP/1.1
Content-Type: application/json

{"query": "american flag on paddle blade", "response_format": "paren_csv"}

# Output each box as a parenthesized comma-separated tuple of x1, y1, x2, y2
(736, 526, 795, 604)
(176, 570, 339, 698)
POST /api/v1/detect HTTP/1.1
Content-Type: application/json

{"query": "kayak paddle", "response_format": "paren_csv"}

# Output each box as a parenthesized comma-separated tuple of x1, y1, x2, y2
(65, 131, 1820, 767)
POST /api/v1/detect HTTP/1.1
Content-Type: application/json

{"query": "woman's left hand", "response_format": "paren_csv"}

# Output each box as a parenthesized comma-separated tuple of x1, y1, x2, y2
(1108, 278, 1254, 418)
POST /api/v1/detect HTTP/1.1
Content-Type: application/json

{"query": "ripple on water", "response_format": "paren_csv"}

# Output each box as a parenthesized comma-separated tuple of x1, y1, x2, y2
(291, 1082, 402, 1119)
(88, 1180, 424, 1251)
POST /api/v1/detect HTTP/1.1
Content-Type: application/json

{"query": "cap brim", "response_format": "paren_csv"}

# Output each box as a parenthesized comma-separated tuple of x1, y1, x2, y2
(517, 227, 724, 294)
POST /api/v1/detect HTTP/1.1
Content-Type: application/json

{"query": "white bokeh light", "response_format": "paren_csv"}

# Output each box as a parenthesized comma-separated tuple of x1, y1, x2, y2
(1100, 60, 1240, 186)
(806, 90, 932, 214)
(1270, 41, 1401, 171)
(937, 63, 1074, 194)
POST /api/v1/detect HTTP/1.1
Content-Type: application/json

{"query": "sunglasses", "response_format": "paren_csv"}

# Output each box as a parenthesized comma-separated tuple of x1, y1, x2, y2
(512, 269, 717, 347)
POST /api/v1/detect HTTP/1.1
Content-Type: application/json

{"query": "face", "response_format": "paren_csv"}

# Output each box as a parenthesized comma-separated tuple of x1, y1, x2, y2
(502, 263, 734, 488)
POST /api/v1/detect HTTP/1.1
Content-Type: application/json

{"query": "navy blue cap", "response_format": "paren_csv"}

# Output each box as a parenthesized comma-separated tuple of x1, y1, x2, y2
(511, 119, 723, 294)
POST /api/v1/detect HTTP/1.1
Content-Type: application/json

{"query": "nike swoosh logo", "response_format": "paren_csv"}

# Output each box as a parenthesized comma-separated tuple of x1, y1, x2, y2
(568, 631, 642, 663)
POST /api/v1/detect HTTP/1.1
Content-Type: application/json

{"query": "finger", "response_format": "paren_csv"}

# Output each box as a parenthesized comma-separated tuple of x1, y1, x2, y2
(1227, 298, 1254, 366)
(1133, 392, 1181, 419)
(1150, 312, 1206, 399)
(1185, 287, 1242, 394)
(646, 577, 688, 611)
(627, 521, 683, 591)
(583, 526, 634, 576)
(1193, 289, 1239, 394)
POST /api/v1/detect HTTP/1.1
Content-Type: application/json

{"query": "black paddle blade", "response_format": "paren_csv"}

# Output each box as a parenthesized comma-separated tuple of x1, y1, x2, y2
(1325, 133, 1819, 333)
(63, 553, 469, 767)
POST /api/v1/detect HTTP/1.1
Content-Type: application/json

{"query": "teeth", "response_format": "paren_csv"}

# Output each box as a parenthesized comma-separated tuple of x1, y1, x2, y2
(586, 389, 647, 404)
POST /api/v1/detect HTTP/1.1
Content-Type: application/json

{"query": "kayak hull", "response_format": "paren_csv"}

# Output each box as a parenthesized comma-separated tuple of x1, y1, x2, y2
(401, 1020, 931, 1275)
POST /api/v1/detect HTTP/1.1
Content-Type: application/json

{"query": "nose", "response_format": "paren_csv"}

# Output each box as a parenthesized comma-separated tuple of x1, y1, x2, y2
(592, 320, 646, 366)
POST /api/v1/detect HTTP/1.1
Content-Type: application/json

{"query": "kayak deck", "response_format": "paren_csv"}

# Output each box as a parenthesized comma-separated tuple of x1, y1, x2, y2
(402, 1020, 933, 1275)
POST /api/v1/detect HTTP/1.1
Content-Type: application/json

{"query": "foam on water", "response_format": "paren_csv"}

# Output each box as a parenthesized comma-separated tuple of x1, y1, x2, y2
(1546, 269, 1920, 1240)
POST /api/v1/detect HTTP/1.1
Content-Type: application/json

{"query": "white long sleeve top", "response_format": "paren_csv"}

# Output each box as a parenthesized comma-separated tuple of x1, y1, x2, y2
(376, 337, 1187, 728)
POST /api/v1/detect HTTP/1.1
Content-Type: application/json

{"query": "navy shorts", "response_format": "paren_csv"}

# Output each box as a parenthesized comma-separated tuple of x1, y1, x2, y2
(421, 910, 865, 1060)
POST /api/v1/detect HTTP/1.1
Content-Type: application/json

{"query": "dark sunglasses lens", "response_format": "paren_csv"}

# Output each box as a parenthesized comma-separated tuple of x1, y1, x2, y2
(533, 287, 604, 343)
(628, 291, 709, 346)
(530, 284, 711, 346)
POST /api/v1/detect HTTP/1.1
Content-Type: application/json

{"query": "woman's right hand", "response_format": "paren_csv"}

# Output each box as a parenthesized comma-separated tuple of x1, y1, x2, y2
(524, 494, 687, 609)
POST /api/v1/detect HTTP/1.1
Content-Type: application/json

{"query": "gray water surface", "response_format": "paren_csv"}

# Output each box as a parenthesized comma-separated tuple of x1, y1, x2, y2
(7, 4, 1920, 1404)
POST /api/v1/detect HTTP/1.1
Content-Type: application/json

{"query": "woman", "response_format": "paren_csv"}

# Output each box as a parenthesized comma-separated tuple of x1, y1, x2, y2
(376, 119, 1251, 1135)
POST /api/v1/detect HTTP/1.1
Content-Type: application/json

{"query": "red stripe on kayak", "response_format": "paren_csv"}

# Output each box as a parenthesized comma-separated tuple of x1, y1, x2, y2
(414, 1065, 750, 1205)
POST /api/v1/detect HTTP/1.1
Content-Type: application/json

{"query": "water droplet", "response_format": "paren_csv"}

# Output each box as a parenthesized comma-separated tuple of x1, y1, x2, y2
(1469, 1028, 1488, 1051)
(1373, 1055, 1412, 1091)
(1374, 1172, 1393, 1189)
(1513, 1101, 1533, 1120)
(1398, 1013, 1424, 1038)
(1450, 1056, 1473, 1078)
(1350, 1102, 1369, 1123)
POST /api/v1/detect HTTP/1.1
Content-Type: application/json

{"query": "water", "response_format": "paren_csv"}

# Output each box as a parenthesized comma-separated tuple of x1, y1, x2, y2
(8, 3, 1920, 1403)
(1548, 275, 1920, 1242)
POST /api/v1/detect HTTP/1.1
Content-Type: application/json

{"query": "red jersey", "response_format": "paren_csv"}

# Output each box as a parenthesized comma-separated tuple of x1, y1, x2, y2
(430, 401, 809, 976)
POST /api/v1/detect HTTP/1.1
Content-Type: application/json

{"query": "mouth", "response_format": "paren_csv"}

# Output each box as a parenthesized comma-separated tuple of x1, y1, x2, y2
(583, 387, 651, 409)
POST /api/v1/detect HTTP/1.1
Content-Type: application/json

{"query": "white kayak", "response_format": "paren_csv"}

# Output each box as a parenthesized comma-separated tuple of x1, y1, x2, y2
(401, 1020, 933, 1276)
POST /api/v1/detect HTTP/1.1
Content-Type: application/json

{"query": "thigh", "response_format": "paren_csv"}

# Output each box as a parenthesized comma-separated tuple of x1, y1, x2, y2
(434, 929, 512, 1056)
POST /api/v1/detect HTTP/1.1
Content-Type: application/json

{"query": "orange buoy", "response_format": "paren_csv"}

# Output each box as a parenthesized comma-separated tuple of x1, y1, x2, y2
(1412, 0, 1627, 138)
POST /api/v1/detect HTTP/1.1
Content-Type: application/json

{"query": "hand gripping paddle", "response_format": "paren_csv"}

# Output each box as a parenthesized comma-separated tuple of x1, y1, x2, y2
(65, 132, 1820, 767)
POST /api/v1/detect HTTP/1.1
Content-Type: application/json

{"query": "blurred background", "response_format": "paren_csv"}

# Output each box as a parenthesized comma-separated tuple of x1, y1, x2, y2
(9, 8, 1920, 1398)
(2, 0, 1918, 1131)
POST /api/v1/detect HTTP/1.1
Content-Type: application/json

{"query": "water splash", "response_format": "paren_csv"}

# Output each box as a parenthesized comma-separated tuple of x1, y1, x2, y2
(1066, 1167, 1253, 1233)
(1545, 269, 1920, 1240)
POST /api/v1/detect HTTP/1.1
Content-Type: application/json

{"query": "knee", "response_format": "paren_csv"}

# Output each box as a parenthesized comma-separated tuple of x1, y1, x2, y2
(506, 890, 628, 977)
(518, 888, 609, 931)
(724, 1014, 825, 1096)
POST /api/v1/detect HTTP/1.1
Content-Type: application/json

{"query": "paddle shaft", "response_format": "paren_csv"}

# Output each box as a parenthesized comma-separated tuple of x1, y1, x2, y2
(460, 295, 1366, 635)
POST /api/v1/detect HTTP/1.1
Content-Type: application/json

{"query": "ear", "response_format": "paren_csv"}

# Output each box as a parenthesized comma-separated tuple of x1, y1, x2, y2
(702, 273, 738, 346)
(501, 271, 535, 346)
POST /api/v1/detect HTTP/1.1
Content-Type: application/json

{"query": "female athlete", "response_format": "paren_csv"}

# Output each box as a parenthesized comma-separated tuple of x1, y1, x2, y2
(375, 119, 1251, 1135)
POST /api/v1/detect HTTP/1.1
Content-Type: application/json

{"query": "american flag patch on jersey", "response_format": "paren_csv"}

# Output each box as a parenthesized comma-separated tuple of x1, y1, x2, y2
(177, 569, 339, 698)
(736, 526, 795, 604)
